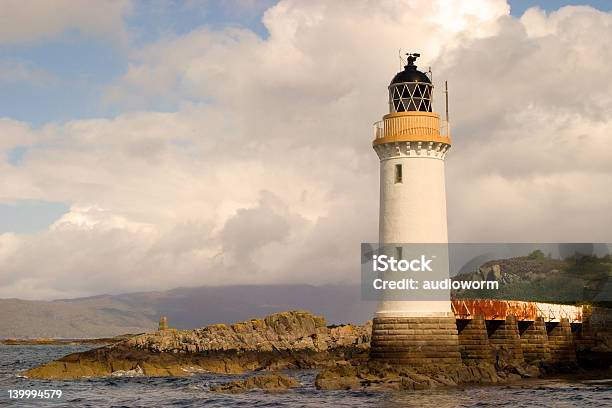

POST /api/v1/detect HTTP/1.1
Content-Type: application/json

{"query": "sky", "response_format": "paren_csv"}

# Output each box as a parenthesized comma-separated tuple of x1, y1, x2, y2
(1, 0, 612, 300)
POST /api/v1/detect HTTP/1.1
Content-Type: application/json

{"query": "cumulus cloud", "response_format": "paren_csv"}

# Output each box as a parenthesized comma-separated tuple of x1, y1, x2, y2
(0, 0, 132, 44)
(1, 1, 612, 299)
(440, 6, 612, 242)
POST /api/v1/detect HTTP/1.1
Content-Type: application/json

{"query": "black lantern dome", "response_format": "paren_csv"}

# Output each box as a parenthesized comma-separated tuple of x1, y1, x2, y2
(389, 53, 433, 113)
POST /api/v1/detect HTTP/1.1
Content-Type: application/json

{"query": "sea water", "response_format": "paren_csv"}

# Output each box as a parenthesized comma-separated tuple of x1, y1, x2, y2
(0, 345, 610, 407)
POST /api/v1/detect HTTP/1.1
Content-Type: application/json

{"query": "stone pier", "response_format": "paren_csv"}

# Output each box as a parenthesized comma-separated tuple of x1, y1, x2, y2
(370, 317, 462, 366)
(519, 317, 551, 363)
(368, 302, 609, 369)
(486, 315, 524, 364)
(456, 315, 493, 362)
(546, 318, 577, 363)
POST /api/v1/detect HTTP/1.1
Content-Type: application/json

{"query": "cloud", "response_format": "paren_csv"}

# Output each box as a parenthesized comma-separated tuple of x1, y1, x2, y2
(0, 0, 132, 45)
(105, 0, 507, 109)
(0, 118, 36, 153)
(1, 1, 612, 299)
(220, 191, 294, 265)
(439, 5, 612, 242)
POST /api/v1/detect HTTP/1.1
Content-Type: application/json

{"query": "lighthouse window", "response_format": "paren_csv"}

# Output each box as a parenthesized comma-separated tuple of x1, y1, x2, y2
(394, 164, 403, 183)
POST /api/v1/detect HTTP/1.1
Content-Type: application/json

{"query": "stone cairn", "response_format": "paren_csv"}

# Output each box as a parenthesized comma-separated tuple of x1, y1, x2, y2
(158, 316, 169, 331)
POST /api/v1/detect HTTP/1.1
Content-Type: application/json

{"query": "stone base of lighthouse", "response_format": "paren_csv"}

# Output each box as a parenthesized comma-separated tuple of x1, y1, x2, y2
(370, 316, 462, 366)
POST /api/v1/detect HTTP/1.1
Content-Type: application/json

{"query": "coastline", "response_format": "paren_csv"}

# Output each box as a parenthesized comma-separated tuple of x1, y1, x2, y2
(18, 310, 611, 393)
(1, 335, 135, 346)
(2, 345, 609, 407)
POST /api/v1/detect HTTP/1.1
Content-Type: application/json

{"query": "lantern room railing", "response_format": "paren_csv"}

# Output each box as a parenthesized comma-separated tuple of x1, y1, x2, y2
(373, 112, 450, 142)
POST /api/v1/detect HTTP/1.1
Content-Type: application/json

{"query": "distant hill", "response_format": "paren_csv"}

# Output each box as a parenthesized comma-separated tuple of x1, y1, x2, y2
(0, 285, 375, 339)
(453, 252, 611, 304)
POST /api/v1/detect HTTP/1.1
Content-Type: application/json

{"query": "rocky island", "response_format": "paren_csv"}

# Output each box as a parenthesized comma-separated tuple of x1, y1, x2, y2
(23, 310, 611, 391)
(24, 311, 370, 380)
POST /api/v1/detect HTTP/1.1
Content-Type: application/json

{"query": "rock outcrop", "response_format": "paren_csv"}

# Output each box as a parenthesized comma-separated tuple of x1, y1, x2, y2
(210, 373, 300, 393)
(315, 361, 540, 391)
(24, 311, 371, 379)
(1, 335, 131, 346)
(22, 308, 611, 389)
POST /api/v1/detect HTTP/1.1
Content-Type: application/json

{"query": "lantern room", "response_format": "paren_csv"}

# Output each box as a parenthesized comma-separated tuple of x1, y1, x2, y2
(388, 53, 433, 113)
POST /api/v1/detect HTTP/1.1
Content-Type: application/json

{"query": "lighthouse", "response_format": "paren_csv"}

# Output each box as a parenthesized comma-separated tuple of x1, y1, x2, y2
(369, 53, 462, 366)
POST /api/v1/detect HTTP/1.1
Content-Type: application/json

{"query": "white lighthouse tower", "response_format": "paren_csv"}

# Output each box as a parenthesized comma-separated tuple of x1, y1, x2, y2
(370, 53, 461, 366)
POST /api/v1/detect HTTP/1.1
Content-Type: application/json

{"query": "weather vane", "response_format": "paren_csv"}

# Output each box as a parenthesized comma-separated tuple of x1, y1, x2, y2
(406, 52, 420, 66)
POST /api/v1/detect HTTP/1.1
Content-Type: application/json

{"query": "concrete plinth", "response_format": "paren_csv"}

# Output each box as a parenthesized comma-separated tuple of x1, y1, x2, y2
(456, 315, 493, 362)
(546, 318, 577, 363)
(370, 316, 462, 366)
(487, 315, 524, 364)
(519, 317, 551, 363)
